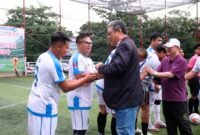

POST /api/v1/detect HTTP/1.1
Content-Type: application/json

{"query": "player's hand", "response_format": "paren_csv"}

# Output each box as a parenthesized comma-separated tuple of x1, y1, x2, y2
(96, 73, 104, 79)
(145, 67, 155, 75)
(95, 62, 103, 70)
(84, 73, 97, 83)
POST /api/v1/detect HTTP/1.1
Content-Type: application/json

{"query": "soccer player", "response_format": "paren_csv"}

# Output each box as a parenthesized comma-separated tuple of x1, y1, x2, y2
(96, 48, 117, 135)
(27, 31, 96, 135)
(67, 33, 97, 135)
(137, 47, 152, 135)
(187, 44, 200, 114)
(146, 32, 166, 132)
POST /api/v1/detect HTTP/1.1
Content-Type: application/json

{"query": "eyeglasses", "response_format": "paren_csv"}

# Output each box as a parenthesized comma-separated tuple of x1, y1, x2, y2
(79, 41, 92, 45)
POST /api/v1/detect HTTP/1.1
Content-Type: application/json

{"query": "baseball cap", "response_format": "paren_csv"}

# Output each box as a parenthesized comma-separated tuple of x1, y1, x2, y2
(164, 38, 180, 48)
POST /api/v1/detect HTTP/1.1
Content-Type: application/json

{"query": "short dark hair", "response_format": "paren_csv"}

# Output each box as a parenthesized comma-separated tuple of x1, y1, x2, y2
(138, 47, 148, 59)
(156, 45, 167, 53)
(150, 32, 163, 42)
(108, 20, 127, 34)
(76, 33, 91, 44)
(194, 44, 200, 50)
(50, 31, 71, 46)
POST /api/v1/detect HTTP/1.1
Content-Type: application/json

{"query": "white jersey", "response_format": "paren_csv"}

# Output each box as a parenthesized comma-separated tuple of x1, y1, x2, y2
(96, 49, 116, 93)
(27, 51, 66, 117)
(147, 46, 160, 71)
(140, 59, 152, 92)
(147, 46, 160, 92)
(67, 53, 96, 110)
(192, 58, 200, 73)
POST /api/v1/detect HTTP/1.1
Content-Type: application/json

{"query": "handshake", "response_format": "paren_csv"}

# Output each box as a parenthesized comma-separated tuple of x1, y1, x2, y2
(83, 62, 104, 84)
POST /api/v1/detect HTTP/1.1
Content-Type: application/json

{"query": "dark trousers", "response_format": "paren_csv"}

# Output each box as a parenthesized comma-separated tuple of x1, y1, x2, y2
(163, 101, 193, 135)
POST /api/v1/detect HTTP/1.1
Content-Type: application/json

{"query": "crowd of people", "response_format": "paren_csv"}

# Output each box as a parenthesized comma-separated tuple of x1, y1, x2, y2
(27, 20, 200, 135)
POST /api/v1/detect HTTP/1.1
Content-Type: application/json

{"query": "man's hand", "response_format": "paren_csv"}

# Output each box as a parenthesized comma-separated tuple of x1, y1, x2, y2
(145, 67, 155, 76)
(83, 73, 97, 83)
(96, 73, 104, 79)
(95, 62, 103, 70)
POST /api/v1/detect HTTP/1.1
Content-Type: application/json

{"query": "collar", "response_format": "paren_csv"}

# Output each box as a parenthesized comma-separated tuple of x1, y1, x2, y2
(116, 35, 128, 47)
(169, 54, 180, 62)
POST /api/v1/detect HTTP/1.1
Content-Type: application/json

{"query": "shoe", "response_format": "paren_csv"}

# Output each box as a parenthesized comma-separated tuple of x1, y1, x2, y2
(135, 128, 143, 135)
(148, 124, 159, 132)
(154, 120, 166, 128)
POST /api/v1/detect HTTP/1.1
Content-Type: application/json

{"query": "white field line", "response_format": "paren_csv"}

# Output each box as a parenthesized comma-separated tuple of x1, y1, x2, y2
(0, 101, 26, 110)
(0, 82, 28, 110)
(0, 82, 30, 90)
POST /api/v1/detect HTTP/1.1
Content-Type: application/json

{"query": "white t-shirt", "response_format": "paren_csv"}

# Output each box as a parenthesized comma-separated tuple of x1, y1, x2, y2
(96, 49, 116, 93)
(147, 46, 160, 71)
(27, 51, 66, 117)
(147, 46, 160, 92)
(192, 58, 200, 73)
(67, 53, 96, 110)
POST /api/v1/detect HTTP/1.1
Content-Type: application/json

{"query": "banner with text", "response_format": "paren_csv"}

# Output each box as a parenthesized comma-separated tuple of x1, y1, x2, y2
(0, 26, 25, 72)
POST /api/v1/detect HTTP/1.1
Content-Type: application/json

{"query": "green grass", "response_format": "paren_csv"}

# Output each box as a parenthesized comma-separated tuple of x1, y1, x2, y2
(0, 76, 199, 135)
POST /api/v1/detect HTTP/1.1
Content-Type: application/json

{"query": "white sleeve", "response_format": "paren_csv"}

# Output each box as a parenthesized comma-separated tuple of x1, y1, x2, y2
(72, 54, 85, 75)
(192, 58, 200, 73)
(49, 58, 66, 83)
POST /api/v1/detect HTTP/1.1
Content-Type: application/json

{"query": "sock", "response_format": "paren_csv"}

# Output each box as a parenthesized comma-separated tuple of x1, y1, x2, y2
(154, 104, 161, 121)
(75, 130, 86, 135)
(142, 122, 148, 135)
(149, 104, 153, 126)
(194, 98, 199, 113)
(73, 130, 76, 135)
(97, 112, 107, 134)
(111, 117, 117, 135)
(188, 98, 194, 114)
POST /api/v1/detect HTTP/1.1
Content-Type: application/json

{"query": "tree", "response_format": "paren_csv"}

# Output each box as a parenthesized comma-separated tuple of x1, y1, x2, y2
(80, 8, 197, 61)
(5, 5, 71, 61)
(80, 21, 109, 61)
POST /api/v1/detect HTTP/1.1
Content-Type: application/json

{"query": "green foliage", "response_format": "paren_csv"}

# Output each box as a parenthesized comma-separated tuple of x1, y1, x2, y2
(5, 5, 69, 61)
(80, 21, 109, 62)
(81, 8, 197, 61)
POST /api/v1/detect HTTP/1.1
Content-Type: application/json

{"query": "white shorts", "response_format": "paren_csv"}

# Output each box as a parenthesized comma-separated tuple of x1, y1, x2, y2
(154, 88, 162, 101)
(149, 91, 156, 106)
(96, 90, 115, 114)
(28, 112, 57, 135)
(69, 110, 90, 130)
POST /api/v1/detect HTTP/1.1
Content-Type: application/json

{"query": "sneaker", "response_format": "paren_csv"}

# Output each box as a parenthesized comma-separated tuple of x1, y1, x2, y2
(135, 128, 143, 135)
(148, 124, 159, 132)
(154, 120, 166, 128)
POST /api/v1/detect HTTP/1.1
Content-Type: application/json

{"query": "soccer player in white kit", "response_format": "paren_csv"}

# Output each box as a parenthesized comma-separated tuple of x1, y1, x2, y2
(96, 48, 117, 135)
(146, 32, 166, 132)
(67, 33, 97, 135)
(27, 32, 96, 135)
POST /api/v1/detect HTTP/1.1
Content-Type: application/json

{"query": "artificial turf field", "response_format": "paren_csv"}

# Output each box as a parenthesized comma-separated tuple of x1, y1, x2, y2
(0, 76, 200, 135)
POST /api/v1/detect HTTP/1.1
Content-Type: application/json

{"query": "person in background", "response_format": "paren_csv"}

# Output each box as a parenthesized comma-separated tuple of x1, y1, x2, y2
(186, 44, 200, 114)
(146, 38, 193, 135)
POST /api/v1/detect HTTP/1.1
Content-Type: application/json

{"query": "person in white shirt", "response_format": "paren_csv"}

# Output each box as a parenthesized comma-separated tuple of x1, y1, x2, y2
(27, 31, 96, 135)
(96, 48, 117, 135)
(146, 32, 166, 132)
(67, 33, 97, 135)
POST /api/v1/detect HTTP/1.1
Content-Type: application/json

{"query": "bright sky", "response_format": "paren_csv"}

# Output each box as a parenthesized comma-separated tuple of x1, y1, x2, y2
(0, 0, 199, 36)
(0, 0, 102, 35)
